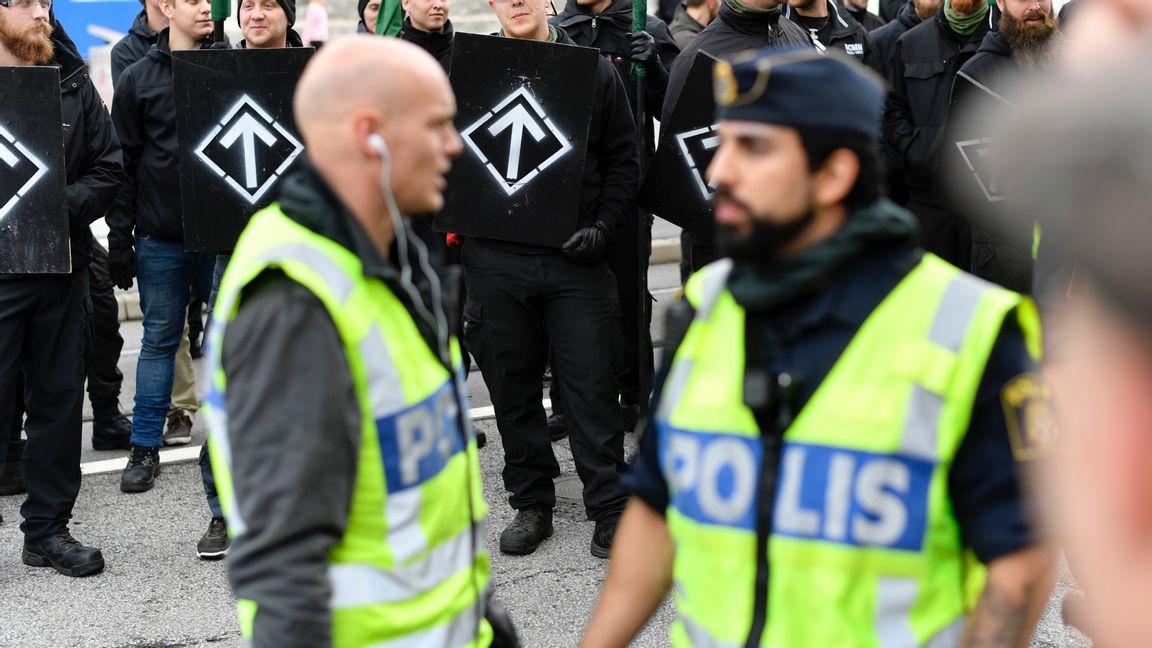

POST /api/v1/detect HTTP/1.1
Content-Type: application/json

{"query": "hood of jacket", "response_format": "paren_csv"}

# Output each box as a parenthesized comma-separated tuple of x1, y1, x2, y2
(895, 0, 920, 28)
(975, 27, 1011, 58)
(129, 9, 159, 40)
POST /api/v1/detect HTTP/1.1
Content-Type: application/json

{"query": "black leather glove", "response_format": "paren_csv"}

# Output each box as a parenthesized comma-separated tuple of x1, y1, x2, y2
(628, 31, 656, 66)
(108, 247, 136, 290)
(206, 40, 230, 50)
(561, 222, 610, 265)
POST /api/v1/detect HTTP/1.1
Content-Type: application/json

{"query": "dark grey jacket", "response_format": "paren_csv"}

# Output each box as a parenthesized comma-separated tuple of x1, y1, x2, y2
(110, 10, 158, 85)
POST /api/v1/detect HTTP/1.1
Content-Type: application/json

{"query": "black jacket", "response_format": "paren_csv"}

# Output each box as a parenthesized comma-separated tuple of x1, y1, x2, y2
(871, 0, 920, 79)
(841, 2, 884, 31)
(552, 0, 679, 153)
(107, 29, 213, 250)
(883, 5, 992, 193)
(482, 28, 638, 253)
(879, 0, 902, 22)
(48, 33, 126, 271)
(784, 0, 880, 71)
(663, 3, 810, 125)
(954, 29, 1032, 292)
(399, 17, 454, 71)
(111, 10, 158, 86)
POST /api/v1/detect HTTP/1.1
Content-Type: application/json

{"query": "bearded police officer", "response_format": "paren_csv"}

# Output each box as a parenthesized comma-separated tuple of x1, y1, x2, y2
(204, 37, 493, 646)
(582, 50, 1055, 647)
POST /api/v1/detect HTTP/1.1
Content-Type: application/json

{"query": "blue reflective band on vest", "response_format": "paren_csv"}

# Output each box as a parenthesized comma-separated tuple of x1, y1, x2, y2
(377, 380, 466, 493)
(773, 444, 933, 552)
(662, 425, 934, 551)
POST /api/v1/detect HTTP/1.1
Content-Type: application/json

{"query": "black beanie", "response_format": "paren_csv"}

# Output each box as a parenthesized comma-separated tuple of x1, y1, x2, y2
(238, 0, 296, 28)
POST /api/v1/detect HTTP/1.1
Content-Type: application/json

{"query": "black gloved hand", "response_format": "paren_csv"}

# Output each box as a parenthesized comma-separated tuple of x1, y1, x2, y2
(108, 247, 137, 290)
(561, 222, 610, 265)
(205, 40, 230, 50)
(628, 31, 656, 66)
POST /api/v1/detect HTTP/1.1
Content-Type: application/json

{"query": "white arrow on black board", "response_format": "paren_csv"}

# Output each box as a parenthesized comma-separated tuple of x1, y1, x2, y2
(0, 141, 18, 168)
(487, 104, 547, 181)
(219, 113, 278, 189)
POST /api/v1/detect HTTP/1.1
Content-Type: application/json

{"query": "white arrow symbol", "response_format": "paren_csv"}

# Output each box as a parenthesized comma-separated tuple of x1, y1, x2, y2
(487, 103, 547, 181)
(219, 113, 278, 189)
(0, 141, 18, 168)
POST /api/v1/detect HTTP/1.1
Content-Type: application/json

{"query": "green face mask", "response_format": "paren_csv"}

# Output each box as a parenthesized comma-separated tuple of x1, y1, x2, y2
(943, 0, 989, 36)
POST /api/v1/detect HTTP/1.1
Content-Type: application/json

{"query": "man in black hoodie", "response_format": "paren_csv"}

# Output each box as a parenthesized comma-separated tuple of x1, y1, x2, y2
(399, 0, 453, 69)
(883, 0, 993, 269)
(551, 0, 678, 433)
(108, 0, 218, 494)
(469, 0, 638, 559)
(236, 0, 303, 48)
(111, 0, 166, 83)
(661, 0, 809, 273)
(0, 2, 123, 576)
(951, 0, 1058, 292)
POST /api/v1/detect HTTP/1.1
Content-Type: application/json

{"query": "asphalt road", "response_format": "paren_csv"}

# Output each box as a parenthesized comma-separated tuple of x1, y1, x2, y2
(1, 250, 1090, 646)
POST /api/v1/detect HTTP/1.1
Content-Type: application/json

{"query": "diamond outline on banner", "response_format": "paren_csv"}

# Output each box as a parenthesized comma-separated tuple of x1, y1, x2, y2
(0, 124, 49, 222)
(193, 94, 304, 205)
(675, 124, 720, 201)
(460, 86, 572, 196)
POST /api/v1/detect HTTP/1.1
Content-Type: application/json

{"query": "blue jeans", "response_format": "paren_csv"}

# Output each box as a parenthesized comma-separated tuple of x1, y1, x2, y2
(199, 444, 221, 518)
(131, 237, 216, 448)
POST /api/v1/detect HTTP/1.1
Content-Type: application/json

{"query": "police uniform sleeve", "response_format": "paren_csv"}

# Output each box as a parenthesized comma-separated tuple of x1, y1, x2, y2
(222, 272, 361, 648)
(106, 70, 142, 251)
(948, 312, 1042, 565)
(66, 82, 124, 232)
(621, 365, 671, 514)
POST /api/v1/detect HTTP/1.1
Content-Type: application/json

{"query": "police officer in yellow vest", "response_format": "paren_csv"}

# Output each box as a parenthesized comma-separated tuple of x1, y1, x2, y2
(582, 49, 1056, 648)
(203, 37, 497, 647)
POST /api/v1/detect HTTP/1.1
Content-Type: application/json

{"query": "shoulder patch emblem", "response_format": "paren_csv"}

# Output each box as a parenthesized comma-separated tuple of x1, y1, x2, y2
(1001, 373, 1057, 461)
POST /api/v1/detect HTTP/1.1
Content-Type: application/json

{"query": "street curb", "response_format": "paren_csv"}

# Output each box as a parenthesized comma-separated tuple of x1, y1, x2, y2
(114, 240, 684, 324)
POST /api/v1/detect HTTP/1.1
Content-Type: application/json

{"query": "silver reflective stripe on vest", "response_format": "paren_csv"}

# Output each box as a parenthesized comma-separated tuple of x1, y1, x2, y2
(329, 522, 484, 609)
(365, 598, 481, 648)
(656, 261, 735, 421)
(679, 615, 742, 648)
(875, 577, 919, 647)
(360, 323, 408, 417)
(900, 273, 989, 461)
(924, 618, 966, 648)
(255, 243, 357, 303)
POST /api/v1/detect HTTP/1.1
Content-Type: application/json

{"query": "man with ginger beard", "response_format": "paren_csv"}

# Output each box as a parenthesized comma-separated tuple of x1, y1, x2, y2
(0, 0, 124, 575)
(950, 0, 1058, 293)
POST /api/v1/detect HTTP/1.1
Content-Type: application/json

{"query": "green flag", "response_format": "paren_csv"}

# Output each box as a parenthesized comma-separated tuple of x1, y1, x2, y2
(630, 0, 647, 80)
(375, 0, 405, 37)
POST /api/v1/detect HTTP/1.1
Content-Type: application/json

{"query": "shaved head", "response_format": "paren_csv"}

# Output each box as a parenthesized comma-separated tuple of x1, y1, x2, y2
(292, 36, 462, 252)
(294, 36, 448, 142)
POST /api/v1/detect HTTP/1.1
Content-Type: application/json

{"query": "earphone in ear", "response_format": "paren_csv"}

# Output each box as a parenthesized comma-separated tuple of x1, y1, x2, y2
(368, 133, 391, 160)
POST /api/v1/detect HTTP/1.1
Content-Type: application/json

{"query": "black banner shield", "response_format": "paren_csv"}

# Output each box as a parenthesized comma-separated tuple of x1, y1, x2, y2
(173, 48, 312, 252)
(0, 67, 69, 274)
(436, 33, 596, 247)
(639, 51, 717, 236)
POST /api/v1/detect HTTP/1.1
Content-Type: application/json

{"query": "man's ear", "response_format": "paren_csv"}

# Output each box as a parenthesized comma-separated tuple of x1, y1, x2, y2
(813, 148, 860, 209)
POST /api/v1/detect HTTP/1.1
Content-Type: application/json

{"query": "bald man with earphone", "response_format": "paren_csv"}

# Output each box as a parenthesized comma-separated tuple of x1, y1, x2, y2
(203, 36, 515, 648)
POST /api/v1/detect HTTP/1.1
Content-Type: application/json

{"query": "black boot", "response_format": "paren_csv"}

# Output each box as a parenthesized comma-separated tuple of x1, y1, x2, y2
(23, 531, 105, 577)
(499, 507, 553, 555)
(120, 446, 161, 493)
(91, 406, 133, 451)
(547, 413, 569, 442)
(590, 517, 619, 559)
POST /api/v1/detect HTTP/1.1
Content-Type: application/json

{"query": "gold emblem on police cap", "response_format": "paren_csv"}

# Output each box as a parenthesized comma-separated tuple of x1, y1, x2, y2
(714, 60, 738, 106)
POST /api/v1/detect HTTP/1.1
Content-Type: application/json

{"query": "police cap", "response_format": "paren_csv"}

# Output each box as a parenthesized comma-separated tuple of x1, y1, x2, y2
(713, 48, 885, 139)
